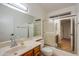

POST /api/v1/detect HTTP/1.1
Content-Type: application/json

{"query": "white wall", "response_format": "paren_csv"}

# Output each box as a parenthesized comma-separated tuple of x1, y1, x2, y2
(76, 4, 79, 55)
(26, 3, 46, 19)
(47, 6, 77, 18)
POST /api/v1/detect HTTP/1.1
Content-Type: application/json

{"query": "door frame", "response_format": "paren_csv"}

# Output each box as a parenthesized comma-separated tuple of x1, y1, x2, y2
(59, 16, 76, 52)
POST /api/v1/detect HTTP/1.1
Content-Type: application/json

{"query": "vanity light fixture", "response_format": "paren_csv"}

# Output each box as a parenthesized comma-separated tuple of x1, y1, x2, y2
(2, 3, 28, 14)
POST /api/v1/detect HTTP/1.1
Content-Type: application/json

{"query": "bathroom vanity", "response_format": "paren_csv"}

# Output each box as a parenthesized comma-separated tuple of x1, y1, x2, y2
(0, 39, 42, 56)
(21, 45, 41, 56)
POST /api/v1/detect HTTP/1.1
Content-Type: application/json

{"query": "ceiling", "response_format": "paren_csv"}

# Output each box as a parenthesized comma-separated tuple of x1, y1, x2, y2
(38, 3, 76, 13)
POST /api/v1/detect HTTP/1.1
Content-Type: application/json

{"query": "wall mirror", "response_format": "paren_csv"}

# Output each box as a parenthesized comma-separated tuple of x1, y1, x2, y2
(33, 19, 42, 36)
(0, 3, 42, 43)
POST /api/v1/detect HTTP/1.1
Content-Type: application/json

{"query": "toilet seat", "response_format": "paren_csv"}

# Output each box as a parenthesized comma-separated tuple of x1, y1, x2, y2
(41, 46, 53, 56)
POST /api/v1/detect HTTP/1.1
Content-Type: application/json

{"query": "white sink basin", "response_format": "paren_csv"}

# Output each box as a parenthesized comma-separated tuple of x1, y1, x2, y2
(1, 40, 36, 56)
(23, 40, 35, 46)
(2, 46, 25, 56)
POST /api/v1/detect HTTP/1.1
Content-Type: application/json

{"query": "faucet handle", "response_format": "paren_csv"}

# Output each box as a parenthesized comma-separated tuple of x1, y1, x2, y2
(11, 33, 14, 36)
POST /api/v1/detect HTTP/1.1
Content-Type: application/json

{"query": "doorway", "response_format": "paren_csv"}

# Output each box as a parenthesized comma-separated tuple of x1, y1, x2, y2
(60, 19, 72, 52)
(56, 17, 75, 52)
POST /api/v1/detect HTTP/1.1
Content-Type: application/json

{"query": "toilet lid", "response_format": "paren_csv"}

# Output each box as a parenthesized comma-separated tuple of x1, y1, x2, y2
(41, 47, 53, 52)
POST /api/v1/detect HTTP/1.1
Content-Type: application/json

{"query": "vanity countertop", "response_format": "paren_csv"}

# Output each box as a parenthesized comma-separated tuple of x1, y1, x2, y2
(0, 36, 42, 48)
(0, 36, 42, 56)
(32, 36, 42, 41)
(15, 36, 42, 42)
(0, 41, 41, 56)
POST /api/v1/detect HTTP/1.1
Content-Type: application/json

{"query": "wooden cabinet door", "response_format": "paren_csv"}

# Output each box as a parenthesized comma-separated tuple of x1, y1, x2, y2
(34, 45, 41, 56)
(34, 45, 40, 53)
(24, 50, 33, 56)
(34, 51, 41, 56)
(20, 45, 41, 56)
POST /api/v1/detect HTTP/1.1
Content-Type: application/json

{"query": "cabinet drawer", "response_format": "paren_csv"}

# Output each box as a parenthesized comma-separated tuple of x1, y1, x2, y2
(34, 51, 41, 56)
(34, 45, 40, 53)
(24, 50, 33, 56)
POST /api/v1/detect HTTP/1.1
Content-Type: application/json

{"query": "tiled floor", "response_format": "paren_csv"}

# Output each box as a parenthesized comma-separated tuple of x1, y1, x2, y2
(58, 38, 72, 52)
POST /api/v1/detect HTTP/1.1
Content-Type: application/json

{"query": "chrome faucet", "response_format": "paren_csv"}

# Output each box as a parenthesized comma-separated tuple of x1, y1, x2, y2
(10, 34, 17, 47)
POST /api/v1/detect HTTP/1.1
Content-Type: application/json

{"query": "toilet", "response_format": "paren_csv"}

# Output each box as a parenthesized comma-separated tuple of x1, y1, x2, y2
(41, 46, 54, 56)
